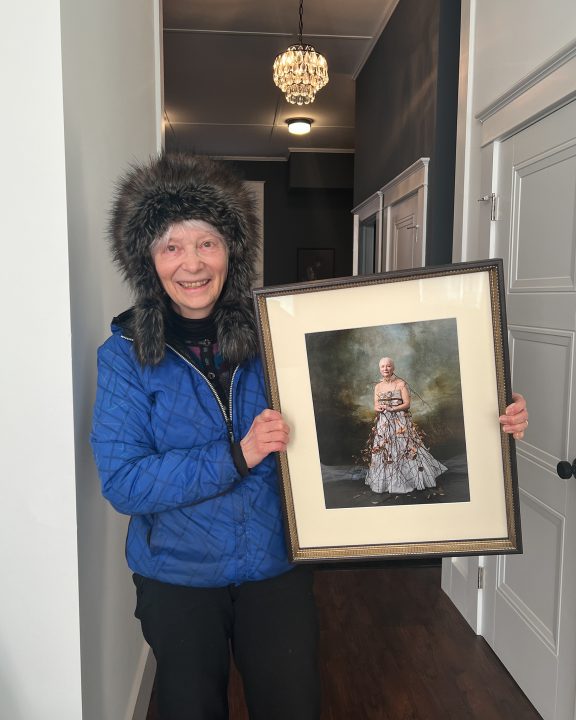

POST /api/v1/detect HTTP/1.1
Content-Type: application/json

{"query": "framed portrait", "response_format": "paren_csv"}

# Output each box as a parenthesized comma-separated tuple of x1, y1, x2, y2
(297, 247, 335, 282)
(253, 259, 522, 562)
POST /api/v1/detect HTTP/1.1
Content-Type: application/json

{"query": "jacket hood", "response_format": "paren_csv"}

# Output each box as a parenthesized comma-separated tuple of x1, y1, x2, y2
(109, 152, 260, 366)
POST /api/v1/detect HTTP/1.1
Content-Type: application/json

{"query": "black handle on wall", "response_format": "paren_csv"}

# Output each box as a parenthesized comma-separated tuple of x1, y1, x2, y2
(556, 460, 576, 479)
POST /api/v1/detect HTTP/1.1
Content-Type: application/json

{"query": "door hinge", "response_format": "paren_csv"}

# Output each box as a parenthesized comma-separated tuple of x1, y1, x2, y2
(477, 566, 484, 589)
(477, 193, 498, 221)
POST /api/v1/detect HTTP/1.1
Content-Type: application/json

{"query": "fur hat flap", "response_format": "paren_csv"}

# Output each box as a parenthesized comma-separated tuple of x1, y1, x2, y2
(109, 153, 260, 365)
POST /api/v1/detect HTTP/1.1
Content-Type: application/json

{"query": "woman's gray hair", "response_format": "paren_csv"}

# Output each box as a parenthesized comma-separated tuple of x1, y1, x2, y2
(151, 219, 226, 255)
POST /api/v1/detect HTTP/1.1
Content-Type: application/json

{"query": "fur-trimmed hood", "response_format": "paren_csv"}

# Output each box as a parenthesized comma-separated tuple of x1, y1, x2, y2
(109, 152, 260, 366)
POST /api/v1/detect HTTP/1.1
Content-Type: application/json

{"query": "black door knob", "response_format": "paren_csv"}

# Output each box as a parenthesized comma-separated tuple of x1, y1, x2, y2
(556, 459, 576, 479)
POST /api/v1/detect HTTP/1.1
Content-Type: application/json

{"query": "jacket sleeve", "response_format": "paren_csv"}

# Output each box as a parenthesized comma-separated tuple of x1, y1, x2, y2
(90, 338, 240, 515)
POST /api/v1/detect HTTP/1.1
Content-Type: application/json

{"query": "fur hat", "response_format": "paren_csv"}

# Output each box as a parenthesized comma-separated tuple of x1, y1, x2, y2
(109, 152, 260, 366)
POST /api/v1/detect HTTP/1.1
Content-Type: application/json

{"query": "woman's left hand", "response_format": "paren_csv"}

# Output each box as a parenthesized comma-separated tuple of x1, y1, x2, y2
(499, 392, 529, 440)
(240, 409, 290, 469)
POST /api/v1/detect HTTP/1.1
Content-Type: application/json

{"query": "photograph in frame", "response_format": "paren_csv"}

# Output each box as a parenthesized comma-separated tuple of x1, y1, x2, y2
(253, 260, 522, 562)
(305, 317, 468, 510)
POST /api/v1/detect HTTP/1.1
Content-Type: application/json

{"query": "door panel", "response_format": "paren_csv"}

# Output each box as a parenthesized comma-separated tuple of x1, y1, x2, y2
(493, 579, 558, 719)
(510, 145, 576, 290)
(501, 490, 562, 643)
(387, 192, 420, 270)
(510, 328, 573, 466)
(493, 484, 564, 720)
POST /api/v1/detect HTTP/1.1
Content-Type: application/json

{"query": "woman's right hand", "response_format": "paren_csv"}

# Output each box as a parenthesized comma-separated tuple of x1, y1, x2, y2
(240, 409, 290, 469)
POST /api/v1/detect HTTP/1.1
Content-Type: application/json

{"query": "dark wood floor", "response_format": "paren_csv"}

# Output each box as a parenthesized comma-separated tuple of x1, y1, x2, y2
(147, 564, 541, 719)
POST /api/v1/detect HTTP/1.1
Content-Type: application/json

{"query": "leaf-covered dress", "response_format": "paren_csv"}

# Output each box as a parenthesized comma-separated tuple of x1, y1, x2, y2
(365, 389, 447, 494)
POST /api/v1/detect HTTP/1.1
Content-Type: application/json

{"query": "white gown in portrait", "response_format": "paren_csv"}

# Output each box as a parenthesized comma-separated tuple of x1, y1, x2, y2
(365, 389, 447, 494)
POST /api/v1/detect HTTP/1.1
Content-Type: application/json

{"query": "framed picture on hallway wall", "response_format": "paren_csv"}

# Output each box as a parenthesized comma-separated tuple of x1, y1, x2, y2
(297, 247, 335, 282)
(253, 259, 522, 562)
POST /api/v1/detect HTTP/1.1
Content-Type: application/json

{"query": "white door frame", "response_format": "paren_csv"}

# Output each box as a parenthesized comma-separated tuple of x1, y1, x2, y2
(352, 158, 429, 274)
(352, 192, 383, 275)
(445, 2, 576, 635)
(381, 158, 429, 271)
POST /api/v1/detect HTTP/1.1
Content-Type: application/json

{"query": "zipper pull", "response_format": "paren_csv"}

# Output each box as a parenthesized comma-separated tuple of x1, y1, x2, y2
(226, 419, 234, 443)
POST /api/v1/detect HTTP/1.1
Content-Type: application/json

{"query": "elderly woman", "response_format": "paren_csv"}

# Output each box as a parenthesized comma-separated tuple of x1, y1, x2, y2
(90, 154, 319, 720)
(365, 356, 527, 496)
(365, 357, 448, 494)
(91, 153, 528, 720)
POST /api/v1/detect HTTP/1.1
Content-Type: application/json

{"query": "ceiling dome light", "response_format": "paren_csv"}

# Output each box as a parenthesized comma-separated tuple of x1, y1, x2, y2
(287, 118, 313, 135)
(273, 0, 329, 105)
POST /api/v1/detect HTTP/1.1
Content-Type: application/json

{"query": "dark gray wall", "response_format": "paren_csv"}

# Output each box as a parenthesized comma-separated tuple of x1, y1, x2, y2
(229, 159, 354, 286)
(289, 152, 354, 190)
(354, 0, 460, 265)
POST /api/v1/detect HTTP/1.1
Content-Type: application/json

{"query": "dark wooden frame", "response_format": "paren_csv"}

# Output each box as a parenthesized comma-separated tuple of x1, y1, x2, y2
(253, 259, 522, 562)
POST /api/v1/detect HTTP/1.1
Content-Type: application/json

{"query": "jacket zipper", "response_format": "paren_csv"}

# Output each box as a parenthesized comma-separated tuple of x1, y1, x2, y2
(120, 335, 240, 442)
(166, 343, 240, 443)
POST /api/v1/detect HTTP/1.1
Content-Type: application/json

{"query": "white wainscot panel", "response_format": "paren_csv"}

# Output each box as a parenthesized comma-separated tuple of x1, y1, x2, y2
(392, 209, 417, 270)
(498, 489, 563, 651)
(510, 142, 576, 291)
(509, 327, 573, 468)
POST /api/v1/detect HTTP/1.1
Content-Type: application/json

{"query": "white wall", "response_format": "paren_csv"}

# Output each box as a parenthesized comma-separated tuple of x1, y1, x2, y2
(0, 1, 82, 717)
(60, 0, 161, 718)
(473, 0, 576, 113)
(0, 1, 161, 718)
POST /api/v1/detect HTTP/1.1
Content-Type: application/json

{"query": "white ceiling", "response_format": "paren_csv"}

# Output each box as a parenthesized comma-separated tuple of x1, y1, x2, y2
(162, 0, 398, 158)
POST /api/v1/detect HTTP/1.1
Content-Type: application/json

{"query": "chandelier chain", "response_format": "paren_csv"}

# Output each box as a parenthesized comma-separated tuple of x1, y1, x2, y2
(272, 0, 329, 106)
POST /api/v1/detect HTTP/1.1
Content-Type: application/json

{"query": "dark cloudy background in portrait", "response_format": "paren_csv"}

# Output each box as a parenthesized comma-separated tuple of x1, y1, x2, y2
(305, 318, 467, 466)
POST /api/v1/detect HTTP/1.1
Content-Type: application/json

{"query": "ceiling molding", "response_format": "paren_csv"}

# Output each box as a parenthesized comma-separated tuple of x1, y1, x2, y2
(164, 28, 291, 38)
(352, 0, 399, 79)
(164, 28, 371, 41)
(216, 156, 288, 162)
(170, 122, 355, 131)
(170, 122, 276, 127)
(288, 147, 355, 154)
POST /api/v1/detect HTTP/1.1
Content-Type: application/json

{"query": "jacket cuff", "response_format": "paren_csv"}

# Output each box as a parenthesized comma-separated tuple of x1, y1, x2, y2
(231, 442, 250, 477)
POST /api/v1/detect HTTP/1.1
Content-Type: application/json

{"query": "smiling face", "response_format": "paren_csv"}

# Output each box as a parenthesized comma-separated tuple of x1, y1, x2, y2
(379, 357, 395, 378)
(152, 221, 228, 319)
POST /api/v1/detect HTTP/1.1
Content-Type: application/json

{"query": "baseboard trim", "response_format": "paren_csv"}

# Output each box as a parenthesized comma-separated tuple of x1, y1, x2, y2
(127, 644, 156, 720)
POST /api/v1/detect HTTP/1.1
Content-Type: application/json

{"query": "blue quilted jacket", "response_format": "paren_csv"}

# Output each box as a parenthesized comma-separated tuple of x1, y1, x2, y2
(90, 322, 292, 587)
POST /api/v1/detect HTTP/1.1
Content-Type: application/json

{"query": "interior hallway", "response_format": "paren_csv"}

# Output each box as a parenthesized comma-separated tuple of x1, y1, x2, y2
(147, 564, 541, 719)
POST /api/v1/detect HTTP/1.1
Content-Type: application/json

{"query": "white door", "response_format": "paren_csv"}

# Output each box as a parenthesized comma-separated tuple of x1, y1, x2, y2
(483, 100, 576, 720)
(386, 192, 421, 270)
(358, 212, 379, 274)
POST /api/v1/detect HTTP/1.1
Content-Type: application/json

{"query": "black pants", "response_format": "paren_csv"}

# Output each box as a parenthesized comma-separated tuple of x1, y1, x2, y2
(133, 567, 320, 720)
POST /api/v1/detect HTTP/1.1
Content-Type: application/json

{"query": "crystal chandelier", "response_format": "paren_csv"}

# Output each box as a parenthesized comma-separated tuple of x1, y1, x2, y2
(273, 0, 329, 106)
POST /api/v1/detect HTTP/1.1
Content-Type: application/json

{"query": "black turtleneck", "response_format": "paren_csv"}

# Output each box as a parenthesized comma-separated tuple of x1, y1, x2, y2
(164, 307, 231, 410)
(165, 308, 218, 344)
